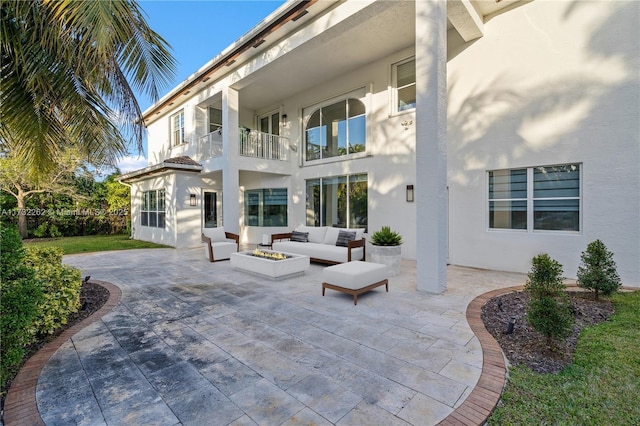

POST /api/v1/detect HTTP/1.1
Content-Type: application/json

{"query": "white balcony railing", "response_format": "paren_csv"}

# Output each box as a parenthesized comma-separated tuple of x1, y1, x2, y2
(239, 129, 288, 161)
(196, 128, 289, 162)
(197, 129, 223, 160)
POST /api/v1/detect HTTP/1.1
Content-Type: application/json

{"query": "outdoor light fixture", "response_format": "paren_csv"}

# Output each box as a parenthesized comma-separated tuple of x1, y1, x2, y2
(190, 194, 197, 206)
(406, 185, 414, 202)
(282, 114, 288, 121)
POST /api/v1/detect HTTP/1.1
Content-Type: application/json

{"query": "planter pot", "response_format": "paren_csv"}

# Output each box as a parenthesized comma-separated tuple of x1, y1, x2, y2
(370, 244, 402, 277)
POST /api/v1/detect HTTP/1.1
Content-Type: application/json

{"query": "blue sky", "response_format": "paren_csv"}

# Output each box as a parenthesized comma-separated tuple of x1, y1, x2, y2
(118, 0, 286, 172)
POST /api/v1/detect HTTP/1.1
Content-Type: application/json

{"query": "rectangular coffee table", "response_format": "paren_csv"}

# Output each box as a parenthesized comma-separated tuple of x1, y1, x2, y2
(230, 250, 310, 280)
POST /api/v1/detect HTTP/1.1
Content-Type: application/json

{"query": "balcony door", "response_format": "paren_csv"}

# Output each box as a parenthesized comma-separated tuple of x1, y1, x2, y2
(259, 111, 279, 136)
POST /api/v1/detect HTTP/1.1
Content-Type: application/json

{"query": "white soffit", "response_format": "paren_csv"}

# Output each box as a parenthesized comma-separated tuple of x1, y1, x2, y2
(448, 0, 484, 42)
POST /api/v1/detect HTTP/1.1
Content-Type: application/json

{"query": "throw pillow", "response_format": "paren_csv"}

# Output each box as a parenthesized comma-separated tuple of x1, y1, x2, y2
(335, 230, 356, 247)
(290, 231, 309, 242)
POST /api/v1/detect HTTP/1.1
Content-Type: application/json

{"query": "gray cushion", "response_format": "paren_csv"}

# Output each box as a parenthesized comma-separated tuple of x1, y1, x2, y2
(290, 231, 309, 242)
(335, 230, 356, 247)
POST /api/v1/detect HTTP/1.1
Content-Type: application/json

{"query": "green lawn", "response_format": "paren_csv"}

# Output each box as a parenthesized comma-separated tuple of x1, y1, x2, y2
(489, 291, 640, 425)
(24, 234, 171, 255)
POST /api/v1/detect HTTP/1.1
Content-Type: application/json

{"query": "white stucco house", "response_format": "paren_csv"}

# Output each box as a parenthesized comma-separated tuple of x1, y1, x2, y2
(120, 0, 640, 291)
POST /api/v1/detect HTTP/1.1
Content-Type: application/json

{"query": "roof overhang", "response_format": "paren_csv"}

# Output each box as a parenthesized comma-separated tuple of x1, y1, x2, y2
(141, 0, 323, 123)
(118, 159, 202, 183)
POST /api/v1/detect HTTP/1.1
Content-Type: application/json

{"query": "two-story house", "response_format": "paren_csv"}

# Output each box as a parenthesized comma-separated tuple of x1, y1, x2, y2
(120, 0, 640, 291)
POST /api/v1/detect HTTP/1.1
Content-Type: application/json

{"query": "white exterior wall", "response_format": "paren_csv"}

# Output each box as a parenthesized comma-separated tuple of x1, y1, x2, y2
(275, 47, 418, 259)
(447, 0, 640, 285)
(175, 172, 209, 248)
(130, 174, 176, 246)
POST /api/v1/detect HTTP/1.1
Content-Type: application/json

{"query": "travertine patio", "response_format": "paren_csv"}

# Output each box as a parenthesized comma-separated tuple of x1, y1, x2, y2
(23, 247, 527, 425)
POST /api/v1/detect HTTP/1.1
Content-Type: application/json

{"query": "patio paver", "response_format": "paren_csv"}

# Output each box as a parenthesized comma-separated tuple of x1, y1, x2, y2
(4, 247, 529, 425)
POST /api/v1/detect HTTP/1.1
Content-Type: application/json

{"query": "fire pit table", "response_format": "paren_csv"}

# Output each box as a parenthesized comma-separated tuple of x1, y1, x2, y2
(230, 249, 310, 280)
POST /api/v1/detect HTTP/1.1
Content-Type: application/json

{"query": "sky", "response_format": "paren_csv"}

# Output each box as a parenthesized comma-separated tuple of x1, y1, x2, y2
(117, 0, 286, 172)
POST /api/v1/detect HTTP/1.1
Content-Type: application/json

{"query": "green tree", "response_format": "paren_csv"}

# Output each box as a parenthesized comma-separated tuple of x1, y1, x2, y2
(0, 150, 86, 238)
(0, 0, 175, 178)
(577, 240, 621, 300)
(104, 171, 131, 234)
(525, 254, 574, 348)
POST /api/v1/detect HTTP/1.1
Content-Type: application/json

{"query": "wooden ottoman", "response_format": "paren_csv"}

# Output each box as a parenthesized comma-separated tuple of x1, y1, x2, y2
(322, 261, 388, 305)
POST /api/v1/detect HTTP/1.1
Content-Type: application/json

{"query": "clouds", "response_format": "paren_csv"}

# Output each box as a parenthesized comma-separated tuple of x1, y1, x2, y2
(116, 155, 148, 173)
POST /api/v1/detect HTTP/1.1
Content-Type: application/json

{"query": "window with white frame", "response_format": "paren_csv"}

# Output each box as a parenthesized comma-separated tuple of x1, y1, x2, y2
(244, 188, 287, 227)
(171, 110, 185, 146)
(489, 164, 580, 231)
(392, 58, 416, 113)
(304, 90, 366, 162)
(141, 189, 165, 228)
(305, 174, 367, 230)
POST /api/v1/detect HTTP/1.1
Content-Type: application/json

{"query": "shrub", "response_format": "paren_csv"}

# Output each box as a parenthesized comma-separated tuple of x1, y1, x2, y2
(577, 240, 621, 300)
(0, 226, 43, 390)
(24, 246, 82, 337)
(48, 223, 62, 238)
(524, 254, 574, 347)
(370, 226, 403, 246)
(33, 222, 48, 238)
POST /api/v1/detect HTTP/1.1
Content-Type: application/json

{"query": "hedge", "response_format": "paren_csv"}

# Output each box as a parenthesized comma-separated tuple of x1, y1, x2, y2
(24, 246, 82, 337)
(0, 226, 82, 393)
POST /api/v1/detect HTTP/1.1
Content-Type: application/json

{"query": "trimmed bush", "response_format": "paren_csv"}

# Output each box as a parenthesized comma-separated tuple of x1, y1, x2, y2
(24, 246, 82, 336)
(0, 226, 43, 390)
(524, 254, 574, 346)
(577, 239, 621, 300)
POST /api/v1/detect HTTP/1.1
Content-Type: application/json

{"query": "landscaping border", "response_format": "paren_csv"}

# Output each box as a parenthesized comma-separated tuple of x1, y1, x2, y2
(3, 280, 121, 426)
(437, 285, 521, 425)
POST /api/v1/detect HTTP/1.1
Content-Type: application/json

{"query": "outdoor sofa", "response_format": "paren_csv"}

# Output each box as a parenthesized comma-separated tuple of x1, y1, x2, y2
(271, 225, 365, 265)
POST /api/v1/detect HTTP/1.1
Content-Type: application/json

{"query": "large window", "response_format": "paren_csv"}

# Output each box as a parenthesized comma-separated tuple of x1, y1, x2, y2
(171, 110, 185, 146)
(306, 174, 367, 230)
(304, 95, 366, 161)
(393, 58, 416, 113)
(244, 188, 287, 227)
(141, 189, 165, 228)
(489, 164, 580, 232)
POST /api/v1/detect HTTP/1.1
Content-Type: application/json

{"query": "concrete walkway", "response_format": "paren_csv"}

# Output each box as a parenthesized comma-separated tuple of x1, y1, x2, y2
(20, 248, 527, 425)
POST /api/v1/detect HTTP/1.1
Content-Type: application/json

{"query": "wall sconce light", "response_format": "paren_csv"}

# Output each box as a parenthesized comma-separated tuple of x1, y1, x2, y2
(189, 194, 197, 206)
(282, 114, 288, 121)
(406, 185, 414, 202)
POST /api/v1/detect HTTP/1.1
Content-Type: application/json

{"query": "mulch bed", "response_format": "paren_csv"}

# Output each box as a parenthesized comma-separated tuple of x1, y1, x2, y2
(481, 290, 615, 373)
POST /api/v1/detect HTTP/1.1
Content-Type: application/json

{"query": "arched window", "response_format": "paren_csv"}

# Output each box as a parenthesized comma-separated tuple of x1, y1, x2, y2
(305, 97, 366, 161)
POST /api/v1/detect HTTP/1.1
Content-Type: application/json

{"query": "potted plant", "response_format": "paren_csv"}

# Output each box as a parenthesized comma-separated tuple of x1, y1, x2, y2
(369, 226, 402, 276)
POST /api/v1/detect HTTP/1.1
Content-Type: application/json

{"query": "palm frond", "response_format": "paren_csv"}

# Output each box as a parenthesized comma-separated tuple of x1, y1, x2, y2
(1, 0, 176, 178)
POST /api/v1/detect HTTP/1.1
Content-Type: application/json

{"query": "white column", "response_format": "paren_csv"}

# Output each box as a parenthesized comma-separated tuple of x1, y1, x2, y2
(222, 87, 240, 234)
(415, 0, 448, 294)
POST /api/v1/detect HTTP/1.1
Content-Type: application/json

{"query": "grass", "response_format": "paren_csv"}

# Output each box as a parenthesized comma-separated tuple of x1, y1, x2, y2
(24, 234, 171, 255)
(489, 291, 640, 425)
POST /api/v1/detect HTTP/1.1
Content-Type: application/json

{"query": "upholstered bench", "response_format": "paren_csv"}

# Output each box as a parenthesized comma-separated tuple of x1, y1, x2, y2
(322, 261, 388, 305)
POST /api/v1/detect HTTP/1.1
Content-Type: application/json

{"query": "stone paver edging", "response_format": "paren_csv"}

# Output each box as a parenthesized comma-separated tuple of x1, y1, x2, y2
(3, 280, 122, 426)
(4, 281, 526, 426)
(437, 285, 524, 426)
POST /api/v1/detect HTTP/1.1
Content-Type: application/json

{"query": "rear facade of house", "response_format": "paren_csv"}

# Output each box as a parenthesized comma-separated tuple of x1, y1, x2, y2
(120, 0, 640, 290)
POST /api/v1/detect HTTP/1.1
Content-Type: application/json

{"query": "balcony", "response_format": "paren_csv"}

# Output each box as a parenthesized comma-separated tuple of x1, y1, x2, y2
(197, 129, 223, 159)
(196, 128, 289, 161)
(240, 129, 288, 161)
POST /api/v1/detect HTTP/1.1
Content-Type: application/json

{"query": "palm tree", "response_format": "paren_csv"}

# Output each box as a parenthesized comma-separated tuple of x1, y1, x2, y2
(0, 0, 176, 178)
